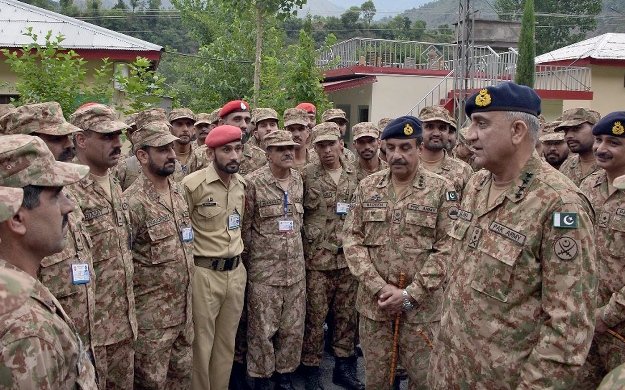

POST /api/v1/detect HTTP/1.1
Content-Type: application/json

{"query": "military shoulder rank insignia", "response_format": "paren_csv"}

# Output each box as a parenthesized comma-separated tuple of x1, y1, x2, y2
(403, 123, 413, 136)
(553, 212, 578, 229)
(612, 121, 624, 135)
(475, 89, 492, 107)
(446, 191, 458, 201)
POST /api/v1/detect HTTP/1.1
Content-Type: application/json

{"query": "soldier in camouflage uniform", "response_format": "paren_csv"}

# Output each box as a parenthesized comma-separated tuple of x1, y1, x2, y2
(284, 108, 318, 171)
(428, 83, 597, 389)
(598, 362, 625, 389)
(0, 102, 98, 360)
(123, 122, 195, 389)
(296, 102, 317, 130)
(242, 130, 305, 390)
(452, 126, 479, 171)
(301, 122, 363, 390)
(248, 108, 279, 150)
(70, 103, 138, 389)
(351, 122, 388, 183)
(343, 116, 457, 389)
(378, 118, 393, 163)
(540, 120, 569, 170)
(194, 111, 216, 147)
(188, 109, 219, 174)
(168, 108, 197, 174)
(556, 107, 602, 186)
(115, 108, 187, 190)
(576, 112, 625, 388)
(418, 106, 473, 198)
(321, 108, 357, 164)
(0, 135, 97, 389)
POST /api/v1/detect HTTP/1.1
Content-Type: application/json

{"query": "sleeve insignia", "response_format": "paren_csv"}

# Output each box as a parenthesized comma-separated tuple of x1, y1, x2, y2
(475, 89, 492, 107)
(553, 212, 578, 228)
(446, 191, 458, 201)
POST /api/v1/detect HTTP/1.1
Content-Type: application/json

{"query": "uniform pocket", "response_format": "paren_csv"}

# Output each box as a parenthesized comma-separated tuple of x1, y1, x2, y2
(404, 210, 437, 249)
(147, 222, 179, 264)
(608, 215, 625, 257)
(470, 238, 523, 303)
(363, 208, 387, 246)
(196, 205, 223, 231)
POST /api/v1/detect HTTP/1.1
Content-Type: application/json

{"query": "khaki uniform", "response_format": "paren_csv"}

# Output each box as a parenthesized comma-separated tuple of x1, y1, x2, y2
(0, 260, 98, 389)
(114, 156, 186, 191)
(182, 163, 247, 390)
(242, 165, 306, 377)
(428, 154, 597, 389)
(69, 173, 138, 389)
(124, 174, 194, 389)
(355, 156, 388, 183)
(38, 193, 97, 351)
(301, 158, 359, 366)
(420, 152, 473, 198)
(343, 167, 457, 388)
(576, 171, 625, 387)
(559, 154, 600, 187)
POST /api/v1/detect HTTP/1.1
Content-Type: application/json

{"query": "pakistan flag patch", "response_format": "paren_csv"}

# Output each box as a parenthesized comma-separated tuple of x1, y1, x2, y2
(553, 212, 578, 229)
(446, 191, 458, 201)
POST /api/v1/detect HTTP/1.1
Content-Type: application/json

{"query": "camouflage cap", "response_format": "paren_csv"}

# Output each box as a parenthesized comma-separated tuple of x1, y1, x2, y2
(1, 102, 81, 136)
(208, 108, 220, 124)
(135, 108, 170, 131)
(0, 186, 23, 223)
(458, 126, 470, 144)
(378, 117, 393, 131)
(539, 121, 565, 142)
(555, 107, 601, 131)
(284, 108, 309, 127)
(251, 108, 279, 125)
(352, 122, 380, 140)
(322, 108, 347, 123)
(312, 122, 340, 144)
(263, 130, 298, 149)
(124, 113, 138, 129)
(131, 122, 179, 153)
(0, 134, 89, 187)
(418, 105, 457, 130)
(168, 107, 196, 123)
(195, 113, 212, 126)
(70, 103, 128, 134)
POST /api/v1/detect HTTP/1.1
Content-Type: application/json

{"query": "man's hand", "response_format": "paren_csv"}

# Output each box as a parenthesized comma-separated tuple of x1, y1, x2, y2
(595, 308, 609, 334)
(377, 284, 404, 314)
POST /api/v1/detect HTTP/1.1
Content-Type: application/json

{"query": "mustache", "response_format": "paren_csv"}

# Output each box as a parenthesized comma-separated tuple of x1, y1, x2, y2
(596, 152, 611, 159)
(111, 147, 122, 156)
(390, 159, 407, 166)
(62, 214, 69, 229)
(58, 148, 75, 162)
(282, 155, 294, 161)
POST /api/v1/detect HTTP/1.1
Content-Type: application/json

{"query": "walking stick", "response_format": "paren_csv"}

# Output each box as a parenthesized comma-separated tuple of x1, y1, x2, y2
(608, 329, 625, 344)
(389, 272, 406, 387)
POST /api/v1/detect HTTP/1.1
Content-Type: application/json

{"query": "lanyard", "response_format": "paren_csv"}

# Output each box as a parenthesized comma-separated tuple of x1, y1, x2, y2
(283, 191, 289, 217)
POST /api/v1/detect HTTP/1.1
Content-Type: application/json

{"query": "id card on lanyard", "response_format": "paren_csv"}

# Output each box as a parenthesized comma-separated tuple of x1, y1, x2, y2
(279, 191, 294, 232)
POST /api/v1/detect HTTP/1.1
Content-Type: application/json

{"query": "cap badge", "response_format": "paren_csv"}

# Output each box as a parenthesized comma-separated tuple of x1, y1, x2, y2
(475, 89, 492, 107)
(612, 121, 624, 136)
(240, 102, 247, 110)
(403, 123, 414, 136)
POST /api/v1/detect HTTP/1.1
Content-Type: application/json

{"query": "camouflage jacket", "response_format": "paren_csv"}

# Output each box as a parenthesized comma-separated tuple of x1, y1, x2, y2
(301, 158, 358, 270)
(559, 154, 600, 187)
(240, 143, 267, 176)
(343, 168, 457, 323)
(124, 174, 194, 330)
(68, 173, 137, 346)
(598, 362, 625, 389)
(355, 156, 388, 183)
(429, 154, 597, 390)
(188, 145, 210, 174)
(0, 260, 97, 389)
(242, 165, 305, 286)
(420, 152, 474, 199)
(38, 194, 96, 348)
(114, 155, 185, 191)
(580, 170, 625, 330)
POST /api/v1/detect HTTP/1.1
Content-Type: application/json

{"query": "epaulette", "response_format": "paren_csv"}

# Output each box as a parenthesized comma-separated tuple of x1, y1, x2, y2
(183, 170, 206, 192)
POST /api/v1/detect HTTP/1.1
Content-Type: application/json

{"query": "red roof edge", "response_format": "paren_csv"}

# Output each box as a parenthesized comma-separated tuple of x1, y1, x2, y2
(535, 89, 593, 100)
(324, 75, 377, 92)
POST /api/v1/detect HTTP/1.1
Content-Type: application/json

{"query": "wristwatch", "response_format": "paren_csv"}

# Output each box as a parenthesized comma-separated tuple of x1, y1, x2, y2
(402, 290, 414, 312)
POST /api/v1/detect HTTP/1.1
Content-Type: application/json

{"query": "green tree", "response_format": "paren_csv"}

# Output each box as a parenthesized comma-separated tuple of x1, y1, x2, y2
(495, 0, 601, 54)
(361, 1, 376, 29)
(114, 57, 166, 114)
(515, 0, 535, 87)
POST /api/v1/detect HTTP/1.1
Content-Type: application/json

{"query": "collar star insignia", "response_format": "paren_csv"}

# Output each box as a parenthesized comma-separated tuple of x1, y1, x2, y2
(612, 121, 624, 135)
(403, 123, 414, 136)
(475, 88, 492, 107)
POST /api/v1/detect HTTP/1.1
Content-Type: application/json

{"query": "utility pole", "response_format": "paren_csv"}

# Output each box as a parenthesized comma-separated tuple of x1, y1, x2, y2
(453, 0, 473, 127)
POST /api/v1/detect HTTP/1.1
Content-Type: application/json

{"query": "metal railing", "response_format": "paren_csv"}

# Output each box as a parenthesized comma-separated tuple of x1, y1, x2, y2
(407, 70, 455, 116)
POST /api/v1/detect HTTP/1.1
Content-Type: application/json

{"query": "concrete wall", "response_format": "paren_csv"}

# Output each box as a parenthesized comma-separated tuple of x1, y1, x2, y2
(560, 65, 625, 116)
(541, 99, 564, 121)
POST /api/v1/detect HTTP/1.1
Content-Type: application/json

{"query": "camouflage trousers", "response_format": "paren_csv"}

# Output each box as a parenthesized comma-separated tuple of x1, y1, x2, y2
(247, 279, 306, 378)
(93, 338, 134, 389)
(134, 323, 193, 389)
(575, 331, 625, 389)
(360, 317, 437, 390)
(301, 267, 358, 366)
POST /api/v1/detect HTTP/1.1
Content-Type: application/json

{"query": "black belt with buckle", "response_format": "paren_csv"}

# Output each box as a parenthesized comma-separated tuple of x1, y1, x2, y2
(194, 255, 241, 271)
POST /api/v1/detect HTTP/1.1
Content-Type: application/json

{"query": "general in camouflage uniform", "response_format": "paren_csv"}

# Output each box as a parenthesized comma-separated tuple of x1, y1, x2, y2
(577, 112, 625, 388)
(70, 103, 138, 389)
(0, 135, 97, 389)
(124, 121, 195, 389)
(284, 108, 318, 172)
(242, 130, 306, 389)
(428, 83, 597, 389)
(301, 122, 363, 390)
(556, 107, 602, 186)
(114, 108, 186, 190)
(351, 122, 387, 182)
(418, 105, 473, 198)
(0, 102, 98, 352)
(343, 116, 457, 389)
(321, 108, 357, 165)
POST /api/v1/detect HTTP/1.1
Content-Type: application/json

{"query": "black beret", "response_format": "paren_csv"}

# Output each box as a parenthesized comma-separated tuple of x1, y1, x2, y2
(465, 82, 541, 117)
(592, 111, 625, 138)
(380, 115, 422, 140)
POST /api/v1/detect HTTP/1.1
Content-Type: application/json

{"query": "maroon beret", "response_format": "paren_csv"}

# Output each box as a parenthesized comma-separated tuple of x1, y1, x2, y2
(296, 102, 316, 114)
(205, 125, 242, 148)
(219, 100, 249, 119)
